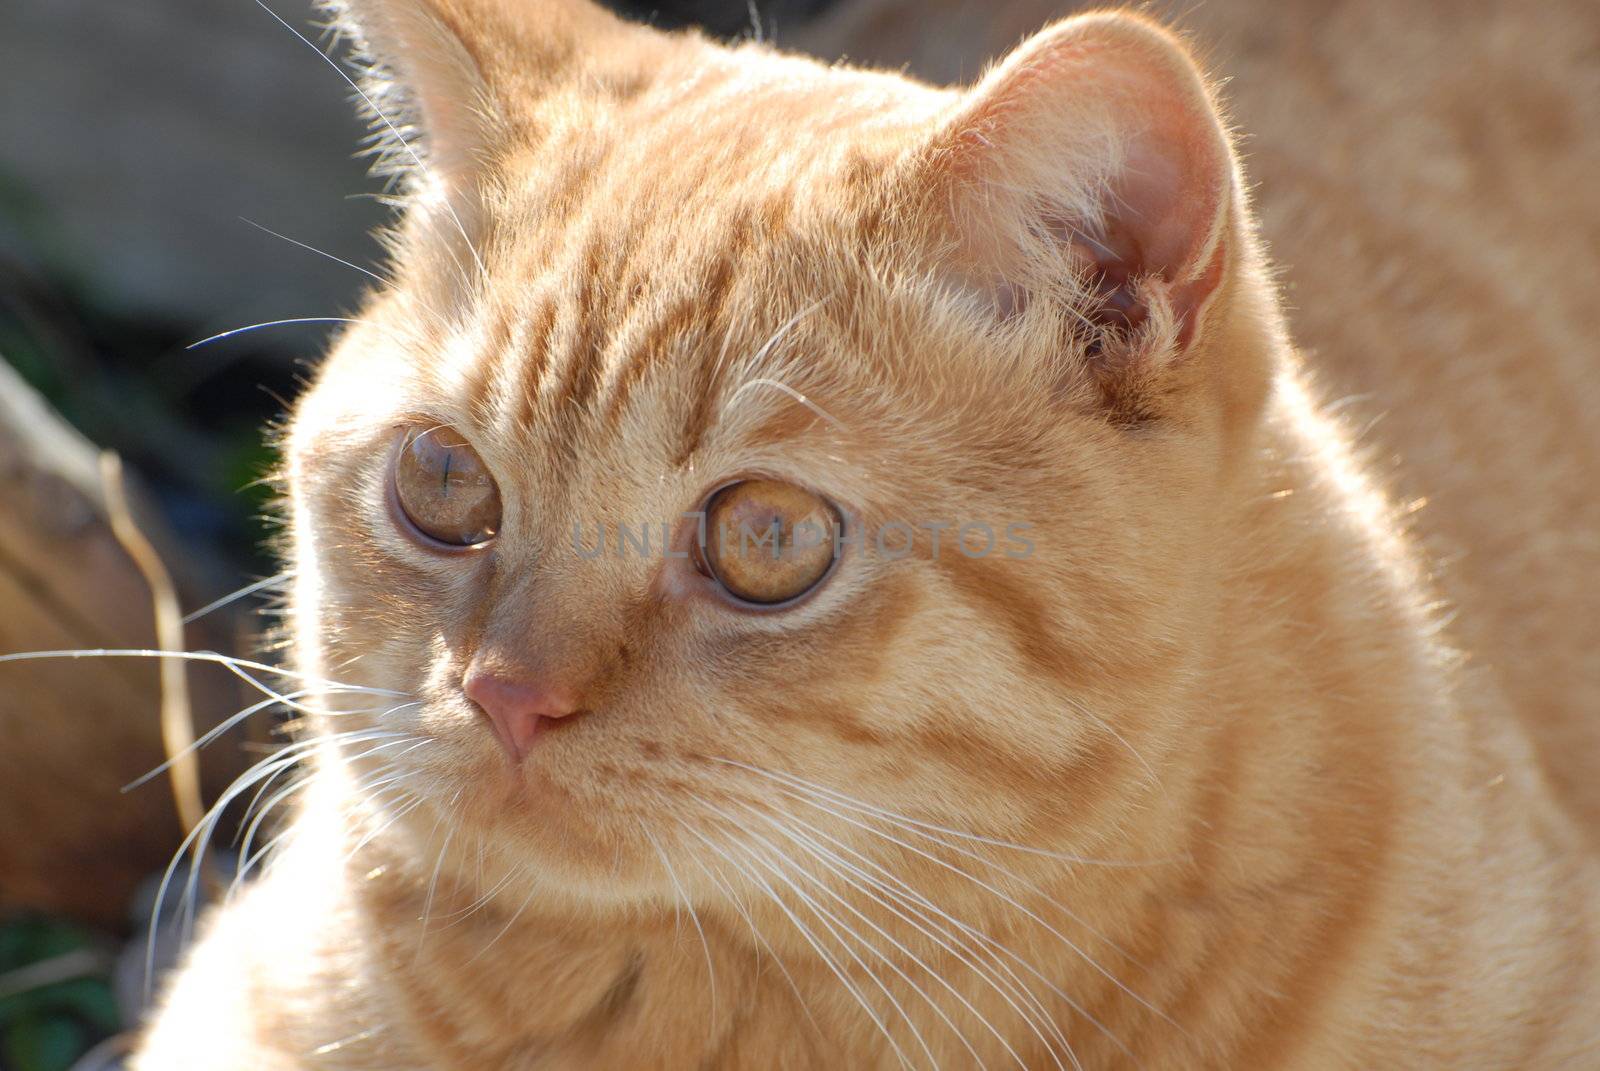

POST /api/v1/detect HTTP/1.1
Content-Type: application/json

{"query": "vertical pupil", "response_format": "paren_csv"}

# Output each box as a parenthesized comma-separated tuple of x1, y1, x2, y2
(393, 428, 501, 546)
(700, 480, 840, 604)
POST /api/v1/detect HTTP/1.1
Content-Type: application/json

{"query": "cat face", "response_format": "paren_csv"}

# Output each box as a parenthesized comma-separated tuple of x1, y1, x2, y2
(285, 0, 1262, 908)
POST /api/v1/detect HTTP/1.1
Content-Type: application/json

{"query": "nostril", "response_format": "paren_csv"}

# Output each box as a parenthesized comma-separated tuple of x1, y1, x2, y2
(463, 669, 584, 763)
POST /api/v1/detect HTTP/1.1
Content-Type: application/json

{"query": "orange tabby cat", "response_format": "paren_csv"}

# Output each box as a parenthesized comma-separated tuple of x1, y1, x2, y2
(799, 0, 1600, 857)
(132, 1, 1600, 1068)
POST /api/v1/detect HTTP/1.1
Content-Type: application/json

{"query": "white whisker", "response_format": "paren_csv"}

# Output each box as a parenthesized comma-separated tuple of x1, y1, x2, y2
(677, 834, 822, 1038)
(682, 824, 917, 1071)
(0, 649, 408, 696)
(182, 571, 294, 625)
(714, 759, 1170, 868)
(231, 735, 430, 896)
(240, 218, 389, 288)
(428, 861, 519, 930)
(466, 868, 540, 966)
(186, 317, 365, 350)
(343, 794, 424, 866)
(749, 806, 1067, 1071)
(144, 727, 410, 992)
(238, 219, 458, 338)
(640, 823, 719, 1046)
(723, 809, 984, 1071)
(720, 301, 840, 429)
(123, 690, 415, 794)
(775, 809, 1078, 1063)
(417, 819, 458, 950)
(759, 782, 1152, 1056)
(730, 829, 939, 1071)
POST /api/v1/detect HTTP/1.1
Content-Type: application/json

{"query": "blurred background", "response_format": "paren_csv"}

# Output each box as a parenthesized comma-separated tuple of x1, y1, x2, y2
(0, 3, 831, 1067)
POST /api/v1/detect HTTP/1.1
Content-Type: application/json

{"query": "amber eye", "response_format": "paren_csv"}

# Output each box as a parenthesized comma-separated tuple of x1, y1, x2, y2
(697, 480, 841, 605)
(391, 427, 501, 548)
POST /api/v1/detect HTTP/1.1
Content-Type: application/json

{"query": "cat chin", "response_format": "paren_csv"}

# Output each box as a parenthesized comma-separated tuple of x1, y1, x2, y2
(377, 748, 688, 905)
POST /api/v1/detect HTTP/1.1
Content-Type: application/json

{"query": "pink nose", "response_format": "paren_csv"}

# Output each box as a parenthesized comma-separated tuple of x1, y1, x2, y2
(463, 670, 583, 763)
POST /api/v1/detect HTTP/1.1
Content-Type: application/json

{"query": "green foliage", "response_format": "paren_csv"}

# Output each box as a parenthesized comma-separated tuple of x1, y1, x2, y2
(0, 917, 119, 1071)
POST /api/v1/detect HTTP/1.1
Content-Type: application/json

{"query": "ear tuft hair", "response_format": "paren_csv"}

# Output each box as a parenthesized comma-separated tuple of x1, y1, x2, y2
(319, 0, 498, 191)
(319, 0, 636, 194)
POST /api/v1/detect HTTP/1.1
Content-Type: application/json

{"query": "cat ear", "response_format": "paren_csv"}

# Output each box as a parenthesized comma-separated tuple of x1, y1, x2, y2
(322, 0, 626, 189)
(926, 13, 1237, 358)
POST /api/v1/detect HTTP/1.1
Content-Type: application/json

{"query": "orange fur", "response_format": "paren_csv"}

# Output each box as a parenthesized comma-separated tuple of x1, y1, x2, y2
(134, 2, 1600, 1068)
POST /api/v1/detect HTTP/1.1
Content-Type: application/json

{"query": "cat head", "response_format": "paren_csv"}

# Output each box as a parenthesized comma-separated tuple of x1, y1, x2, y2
(286, 0, 1275, 907)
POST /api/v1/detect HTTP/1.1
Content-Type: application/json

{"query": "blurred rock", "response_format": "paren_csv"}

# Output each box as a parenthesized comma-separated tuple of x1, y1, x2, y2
(0, 0, 383, 333)
(0, 357, 249, 929)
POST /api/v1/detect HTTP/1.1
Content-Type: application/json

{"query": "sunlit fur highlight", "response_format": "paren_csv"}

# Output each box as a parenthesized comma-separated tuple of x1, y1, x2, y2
(134, 2, 1600, 1069)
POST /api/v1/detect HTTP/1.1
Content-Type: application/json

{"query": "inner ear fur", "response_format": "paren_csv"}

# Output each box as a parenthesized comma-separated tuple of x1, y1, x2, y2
(922, 13, 1239, 368)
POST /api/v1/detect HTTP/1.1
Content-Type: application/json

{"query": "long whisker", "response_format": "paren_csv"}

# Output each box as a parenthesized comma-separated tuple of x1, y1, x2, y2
(427, 860, 519, 930)
(188, 732, 425, 925)
(186, 317, 365, 350)
(233, 772, 325, 898)
(729, 829, 939, 1071)
(682, 823, 917, 1071)
(719, 301, 838, 428)
(723, 808, 990, 1071)
(758, 782, 1156, 1054)
(143, 727, 409, 992)
(237, 219, 457, 339)
(417, 818, 458, 950)
(234, 758, 323, 878)
(718, 760, 1165, 1000)
(343, 795, 425, 867)
(713, 759, 1171, 868)
(773, 809, 1078, 1062)
(639, 823, 719, 1046)
(123, 689, 315, 793)
(677, 835, 822, 1039)
(466, 867, 540, 967)
(747, 806, 1066, 1071)
(0, 649, 408, 696)
(758, 771, 1158, 978)
(237, 740, 433, 895)
(124, 691, 416, 794)
(240, 218, 389, 288)
(182, 572, 294, 625)
(215, 663, 412, 721)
